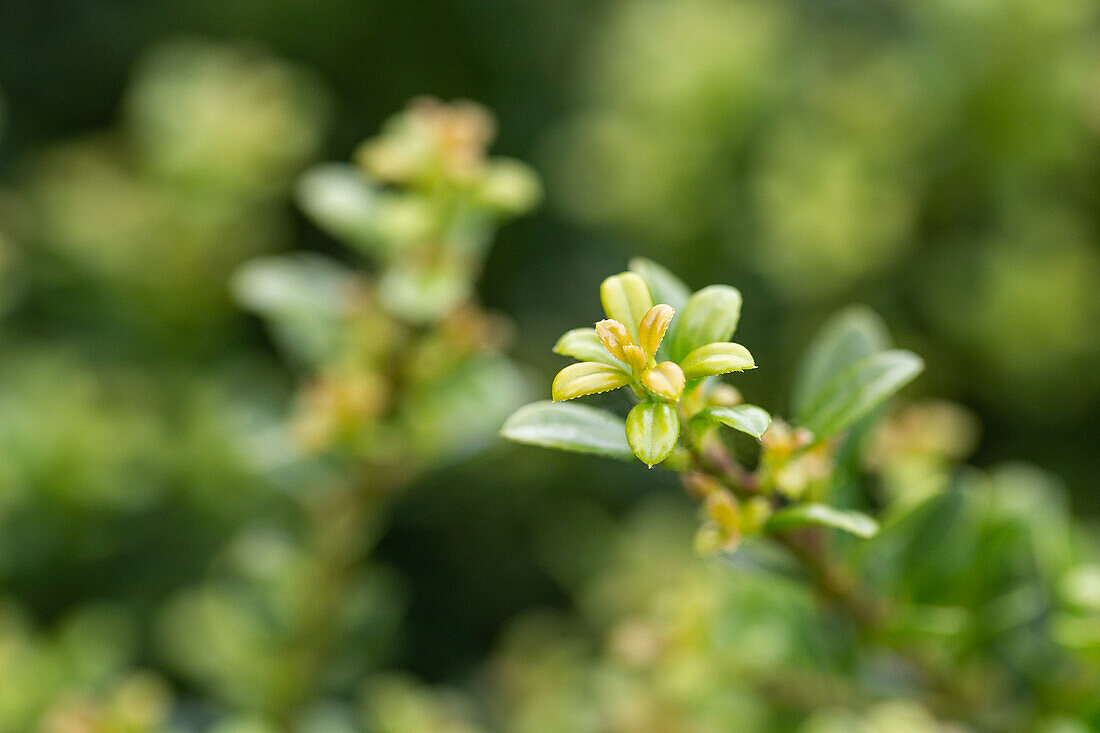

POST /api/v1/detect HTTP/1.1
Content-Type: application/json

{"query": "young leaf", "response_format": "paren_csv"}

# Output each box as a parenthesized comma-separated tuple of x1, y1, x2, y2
(625, 402, 680, 467)
(679, 342, 755, 379)
(792, 306, 890, 419)
(765, 503, 880, 538)
(599, 272, 654, 341)
(695, 405, 772, 438)
(501, 401, 633, 460)
(553, 328, 624, 367)
(552, 362, 631, 401)
(669, 285, 743, 362)
(798, 349, 924, 440)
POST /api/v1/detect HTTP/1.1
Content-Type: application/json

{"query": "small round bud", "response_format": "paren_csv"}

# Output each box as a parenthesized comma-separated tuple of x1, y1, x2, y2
(640, 361, 686, 401)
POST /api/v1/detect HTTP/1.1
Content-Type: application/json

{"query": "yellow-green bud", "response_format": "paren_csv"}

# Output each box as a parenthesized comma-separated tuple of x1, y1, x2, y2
(640, 361, 686, 401)
(637, 304, 674, 358)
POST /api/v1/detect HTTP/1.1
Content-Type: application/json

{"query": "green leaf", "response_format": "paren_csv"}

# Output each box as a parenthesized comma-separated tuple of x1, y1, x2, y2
(629, 258, 691, 312)
(599, 272, 654, 341)
(695, 405, 771, 438)
(792, 306, 890, 419)
(296, 164, 385, 254)
(798, 349, 924, 440)
(232, 254, 354, 364)
(553, 328, 624, 367)
(405, 355, 529, 463)
(501, 401, 632, 460)
(669, 285, 742, 363)
(625, 402, 680, 467)
(679, 342, 755, 379)
(551, 362, 631, 401)
(629, 258, 691, 361)
(765, 503, 880, 538)
(378, 261, 471, 324)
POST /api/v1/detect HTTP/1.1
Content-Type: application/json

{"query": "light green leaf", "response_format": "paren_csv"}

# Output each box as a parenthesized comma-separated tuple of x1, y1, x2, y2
(696, 405, 771, 438)
(679, 342, 755, 380)
(296, 163, 385, 254)
(553, 328, 624, 367)
(799, 349, 924, 440)
(765, 503, 880, 538)
(625, 402, 680, 467)
(476, 158, 543, 213)
(552, 362, 631, 401)
(232, 254, 354, 364)
(378, 261, 471, 324)
(501, 401, 632, 460)
(600, 272, 654, 341)
(669, 285, 742, 362)
(792, 306, 890, 419)
(405, 355, 529, 463)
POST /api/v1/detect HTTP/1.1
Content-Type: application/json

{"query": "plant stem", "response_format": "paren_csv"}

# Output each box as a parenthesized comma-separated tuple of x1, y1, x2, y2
(680, 438, 1010, 730)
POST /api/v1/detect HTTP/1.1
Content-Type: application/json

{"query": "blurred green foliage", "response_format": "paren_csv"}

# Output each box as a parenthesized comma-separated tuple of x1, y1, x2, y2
(0, 0, 1097, 730)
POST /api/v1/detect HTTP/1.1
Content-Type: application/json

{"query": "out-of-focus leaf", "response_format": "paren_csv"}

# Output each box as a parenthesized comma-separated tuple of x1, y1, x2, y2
(695, 405, 771, 438)
(798, 350, 923, 440)
(378, 261, 470, 324)
(296, 164, 385, 254)
(765, 503, 879, 538)
(625, 402, 679, 467)
(629, 257, 690, 311)
(792, 306, 890, 419)
(669, 285, 742, 363)
(501, 401, 632, 460)
(406, 355, 529, 463)
(476, 158, 543, 213)
(232, 253, 353, 363)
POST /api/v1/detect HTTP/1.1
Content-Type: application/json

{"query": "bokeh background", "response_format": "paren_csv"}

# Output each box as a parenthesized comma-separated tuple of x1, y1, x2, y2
(0, 0, 1098, 730)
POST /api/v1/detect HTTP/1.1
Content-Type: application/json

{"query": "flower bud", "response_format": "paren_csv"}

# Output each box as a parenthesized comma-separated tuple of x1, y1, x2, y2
(706, 490, 740, 533)
(595, 319, 635, 363)
(740, 496, 773, 534)
(637, 304, 674, 358)
(621, 344, 650, 373)
(625, 402, 680, 467)
(707, 384, 743, 407)
(640, 361, 685, 401)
